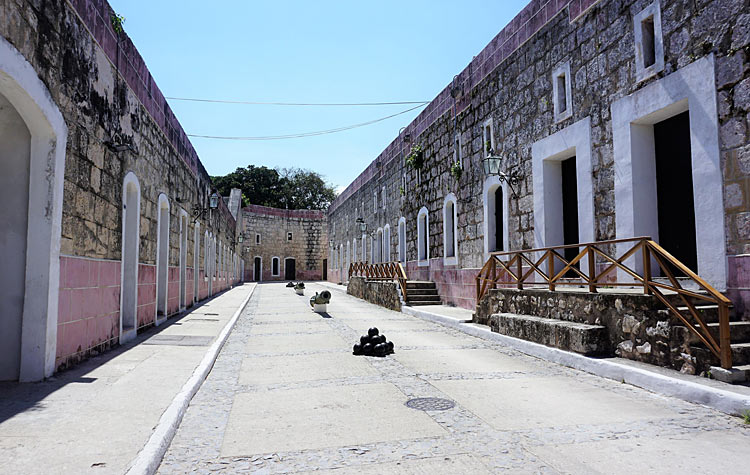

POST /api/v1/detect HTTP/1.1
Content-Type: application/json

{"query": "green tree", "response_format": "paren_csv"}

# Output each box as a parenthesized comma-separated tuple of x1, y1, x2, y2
(212, 165, 337, 210)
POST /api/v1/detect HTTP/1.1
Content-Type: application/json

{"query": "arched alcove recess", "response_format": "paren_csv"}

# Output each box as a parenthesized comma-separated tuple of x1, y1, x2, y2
(417, 207, 430, 266)
(443, 193, 458, 266)
(120, 172, 141, 344)
(0, 36, 67, 381)
(383, 224, 391, 262)
(179, 209, 188, 310)
(193, 222, 200, 303)
(155, 194, 170, 323)
(398, 217, 406, 263)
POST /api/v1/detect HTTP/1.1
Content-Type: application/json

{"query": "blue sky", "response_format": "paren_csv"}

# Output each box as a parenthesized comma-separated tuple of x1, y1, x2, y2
(108, 1, 527, 192)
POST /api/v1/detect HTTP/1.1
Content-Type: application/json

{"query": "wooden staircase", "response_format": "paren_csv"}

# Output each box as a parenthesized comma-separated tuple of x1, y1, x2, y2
(404, 281, 441, 306)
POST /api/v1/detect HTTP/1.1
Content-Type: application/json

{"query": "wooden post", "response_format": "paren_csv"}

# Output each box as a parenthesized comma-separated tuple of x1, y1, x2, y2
(719, 303, 733, 369)
(491, 259, 497, 290)
(548, 251, 555, 291)
(642, 243, 651, 295)
(517, 254, 523, 290)
(588, 247, 597, 293)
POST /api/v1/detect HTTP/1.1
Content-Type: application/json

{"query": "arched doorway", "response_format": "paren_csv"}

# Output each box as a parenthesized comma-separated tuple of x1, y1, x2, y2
(285, 257, 296, 280)
(178, 210, 188, 310)
(253, 256, 262, 282)
(0, 37, 67, 381)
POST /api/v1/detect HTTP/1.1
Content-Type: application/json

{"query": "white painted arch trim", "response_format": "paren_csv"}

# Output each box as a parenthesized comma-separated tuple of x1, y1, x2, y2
(442, 193, 458, 266)
(417, 206, 430, 266)
(1, 36, 67, 381)
(253, 255, 263, 282)
(611, 55, 726, 290)
(271, 256, 280, 276)
(119, 172, 141, 345)
(155, 193, 171, 324)
(383, 224, 391, 262)
(532, 116, 595, 261)
(178, 208, 188, 310)
(483, 177, 510, 260)
(398, 217, 407, 263)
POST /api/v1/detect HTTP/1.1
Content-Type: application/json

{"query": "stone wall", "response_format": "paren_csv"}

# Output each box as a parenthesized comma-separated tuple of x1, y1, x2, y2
(0, 0, 242, 375)
(476, 288, 710, 372)
(240, 205, 327, 282)
(347, 276, 402, 312)
(326, 0, 750, 316)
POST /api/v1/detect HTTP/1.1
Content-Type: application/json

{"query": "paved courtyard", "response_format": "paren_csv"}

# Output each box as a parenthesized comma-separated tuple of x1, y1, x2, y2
(159, 282, 750, 473)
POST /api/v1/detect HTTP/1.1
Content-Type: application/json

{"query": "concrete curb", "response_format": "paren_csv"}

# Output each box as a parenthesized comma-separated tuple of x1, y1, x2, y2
(403, 305, 750, 417)
(125, 283, 257, 475)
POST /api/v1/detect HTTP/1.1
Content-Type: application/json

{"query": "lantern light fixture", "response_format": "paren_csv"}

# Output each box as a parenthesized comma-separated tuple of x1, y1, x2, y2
(482, 149, 523, 198)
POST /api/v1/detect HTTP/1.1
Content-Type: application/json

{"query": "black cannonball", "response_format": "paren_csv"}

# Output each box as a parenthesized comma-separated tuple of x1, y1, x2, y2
(373, 343, 387, 356)
(370, 334, 384, 345)
(362, 343, 373, 355)
(368, 327, 379, 337)
(353, 343, 363, 355)
(360, 335, 370, 345)
(386, 341, 394, 353)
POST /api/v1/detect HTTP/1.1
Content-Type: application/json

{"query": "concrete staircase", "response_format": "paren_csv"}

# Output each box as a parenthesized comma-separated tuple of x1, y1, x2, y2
(490, 313, 608, 355)
(404, 281, 441, 306)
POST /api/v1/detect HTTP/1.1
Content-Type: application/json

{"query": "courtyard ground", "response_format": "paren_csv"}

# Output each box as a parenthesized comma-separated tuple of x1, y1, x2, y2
(158, 282, 750, 474)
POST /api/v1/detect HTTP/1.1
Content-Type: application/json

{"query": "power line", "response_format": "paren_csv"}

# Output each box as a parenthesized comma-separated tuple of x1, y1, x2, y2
(166, 96, 430, 107)
(187, 103, 427, 141)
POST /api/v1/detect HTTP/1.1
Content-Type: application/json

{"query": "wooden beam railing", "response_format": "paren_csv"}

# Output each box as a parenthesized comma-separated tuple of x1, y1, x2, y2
(349, 261, 409, 301)
(475, 237, 734, 369)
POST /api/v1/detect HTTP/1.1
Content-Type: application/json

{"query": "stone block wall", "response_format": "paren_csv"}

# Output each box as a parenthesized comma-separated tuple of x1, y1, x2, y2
(346, 276, 402, 312)
(0, 0, 243, 375)
(240, 205, 327, 282)
(328, 0, 750, 316)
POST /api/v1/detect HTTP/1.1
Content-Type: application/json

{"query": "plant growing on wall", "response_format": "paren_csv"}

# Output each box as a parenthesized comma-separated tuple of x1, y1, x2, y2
(110, 13, 125, 34)
(405, 144, 425, 170)
(485, 141, 492, 153)
(399, 185, 405, 196)
(450, 161, 463, 180)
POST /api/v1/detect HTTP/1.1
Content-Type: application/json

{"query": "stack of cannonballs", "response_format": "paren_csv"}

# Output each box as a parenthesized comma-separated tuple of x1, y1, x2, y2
(353, 327, 394, 357)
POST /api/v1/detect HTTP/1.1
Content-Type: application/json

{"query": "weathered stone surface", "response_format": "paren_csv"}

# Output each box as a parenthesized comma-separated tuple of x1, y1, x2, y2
(347, 276, 401, 311)
(489, 312, 608, 355)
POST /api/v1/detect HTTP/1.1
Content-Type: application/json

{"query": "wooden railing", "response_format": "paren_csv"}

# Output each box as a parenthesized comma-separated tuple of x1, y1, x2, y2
(349, 261, 409, 301)
(476, 237, 734, 369)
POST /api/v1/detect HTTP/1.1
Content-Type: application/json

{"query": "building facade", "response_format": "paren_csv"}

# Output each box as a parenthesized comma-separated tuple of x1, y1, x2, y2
(240, 205, 327, 282)
(327, 0, 750, 314)
(0, 0, 243, 381)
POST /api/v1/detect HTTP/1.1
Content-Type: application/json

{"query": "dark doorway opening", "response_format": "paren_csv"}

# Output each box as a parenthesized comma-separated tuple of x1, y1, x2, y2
(494, 187, 504, 251)
(285, 258, 296, 280)
(561, 156, 579, 276)
(322, 259, 327, 280)
(654, 111, 697, 274)
(253, 257, 261, 282)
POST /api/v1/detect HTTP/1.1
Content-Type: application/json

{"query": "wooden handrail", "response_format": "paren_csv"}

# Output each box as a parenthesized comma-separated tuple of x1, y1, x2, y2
(475, 237, 734, 369)
(349, 261, 409, 301)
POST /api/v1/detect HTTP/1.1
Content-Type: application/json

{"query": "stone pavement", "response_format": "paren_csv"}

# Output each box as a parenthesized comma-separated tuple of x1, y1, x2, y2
(160, 282, 750, 474)
(0, 283, 255, 475)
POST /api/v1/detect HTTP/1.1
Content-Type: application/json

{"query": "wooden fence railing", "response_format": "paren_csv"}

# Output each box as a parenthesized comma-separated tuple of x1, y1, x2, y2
(349, 261, 409, 301)
(475, 237, 734, 369)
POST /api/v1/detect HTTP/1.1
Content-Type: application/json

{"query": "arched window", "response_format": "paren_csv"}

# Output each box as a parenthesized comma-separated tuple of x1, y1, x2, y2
(398, 217, 406, 263)
(443, 193, 458, 265)
(271, 256, 280, 276)
(383, 224, 391, 262)
(353, 239, 357, 263)
(361, 234, 367, 262)
(376, 228, 383, 263)
(417, 206, 429, 266)
(178, 209, 188, 309)
(193, 222, 200, 303)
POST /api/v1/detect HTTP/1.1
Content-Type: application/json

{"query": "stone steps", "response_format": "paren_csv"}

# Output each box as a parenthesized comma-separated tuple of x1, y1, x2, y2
(405, 280, 441, 306)
(489, 313, 608, 356)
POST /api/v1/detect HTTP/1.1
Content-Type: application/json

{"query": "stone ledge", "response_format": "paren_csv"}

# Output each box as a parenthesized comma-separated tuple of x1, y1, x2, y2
(490, 313, 608, 355)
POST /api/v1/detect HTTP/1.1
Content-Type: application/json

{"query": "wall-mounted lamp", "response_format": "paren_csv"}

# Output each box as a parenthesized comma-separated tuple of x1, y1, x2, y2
(329, 239, 334, 247)
(356, 217, 368, 233)
(482, 150, 523, 198)
(193, 191, 221, 222)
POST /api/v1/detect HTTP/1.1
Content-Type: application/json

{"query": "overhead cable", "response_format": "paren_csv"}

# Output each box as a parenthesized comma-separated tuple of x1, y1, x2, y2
(166, 96, 430, 107)
(187, 103, 427, 141)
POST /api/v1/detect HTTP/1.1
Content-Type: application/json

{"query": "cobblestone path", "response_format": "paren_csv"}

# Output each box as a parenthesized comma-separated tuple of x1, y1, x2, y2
(159, 282, 750, 474)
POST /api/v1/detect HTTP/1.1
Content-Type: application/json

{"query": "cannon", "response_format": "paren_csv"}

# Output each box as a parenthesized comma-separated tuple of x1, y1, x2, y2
(294, 282, 305, 295)
(286, 281, 295, 288)
(309, 290, 331, 312)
